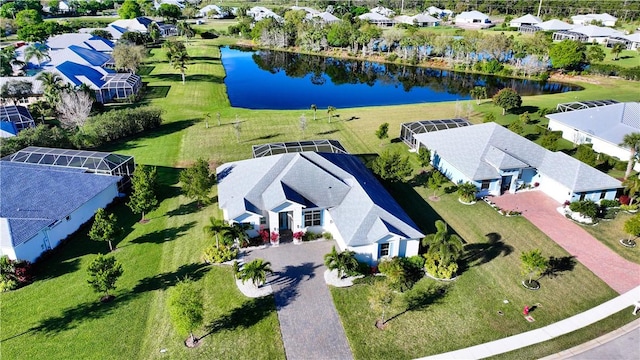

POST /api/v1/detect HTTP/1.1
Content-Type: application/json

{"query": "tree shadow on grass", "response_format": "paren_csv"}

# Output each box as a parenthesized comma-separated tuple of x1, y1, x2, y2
(511, 106, 539, 115)
(132, 262, 211, 294)
(202, 297, 274, 339)
(461, 232, 513, 272)
(386, 283, 448, 324)
(244, 133, 282, 142)
(166, 201, 199, 217)
(543, 256, 576, 279)
(130, 221, 196, 245)
(316, 129, 339, 135)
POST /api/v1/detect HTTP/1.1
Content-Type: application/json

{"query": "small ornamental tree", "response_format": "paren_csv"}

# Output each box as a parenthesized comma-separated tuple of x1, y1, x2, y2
(310, 104, 317, 120)
(179, 158, 214, 207)
(470, 86, 487, 105)
(86, 254, 124, 301)
(324, 246, 359, 278)
(427, 170, 447, 198)
(417, 146, 431, 168)
(372, 149, 412, 182)
(238, 258, 273, 287)
(457, 182, 477, 203)
(327, 106, 336, 123)
(520, 249, 548, 289)
(422, 220, 463, 279)
(492, 88, 522, 115)
(622, 215, 640, 246)
(169, 278, 204, 347)
(88, 208, 119, 252)
(369, 278, 394, 328)
(375, 122, 389, 142)
(127, 165, 158, 222)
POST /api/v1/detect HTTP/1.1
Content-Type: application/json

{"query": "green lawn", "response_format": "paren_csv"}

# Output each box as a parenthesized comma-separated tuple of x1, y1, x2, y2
(331, 191, 619, 360)
(594, 47, 640, 68)
(1, 36, 638, 360)
(581, 211, 640, 264)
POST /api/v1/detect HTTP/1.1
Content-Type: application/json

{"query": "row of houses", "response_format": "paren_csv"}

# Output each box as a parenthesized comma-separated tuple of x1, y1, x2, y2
(2, 101, 633, 266)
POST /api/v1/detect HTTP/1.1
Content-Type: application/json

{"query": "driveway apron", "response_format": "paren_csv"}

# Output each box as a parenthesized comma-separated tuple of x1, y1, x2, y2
(490, 191, 640, 294)
(244, 240, 353, 360)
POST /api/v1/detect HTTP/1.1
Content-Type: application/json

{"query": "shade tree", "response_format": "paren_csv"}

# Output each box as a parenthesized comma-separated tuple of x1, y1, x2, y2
(86, 254, 124, 301)
(492, 88, 522, 115)
(372, 149, 412, 182)
(88, 208, 119, 252)
(179, 158, 214, 207)
(168, 278, 204, 347)
(127, 165, 158, 222)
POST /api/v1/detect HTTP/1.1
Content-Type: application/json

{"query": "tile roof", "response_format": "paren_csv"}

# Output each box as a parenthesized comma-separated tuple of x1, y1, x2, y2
(0, 162, 120, 247)
(217, 152, 423, 246)
(414, 122, 621, 192)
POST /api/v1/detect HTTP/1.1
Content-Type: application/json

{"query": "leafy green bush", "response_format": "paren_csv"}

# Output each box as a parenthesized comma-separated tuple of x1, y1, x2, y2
(386, 53, 398, 62)
(423, 252, 458, 279)
(203, 244, 238, 263)
(74, 107, 163, 148)
(0, 125, 72, 157)
(322, 232, 333, 240)
(378, 257, 423, 292)
(302, 231, 323, 242)
(599, 199, 620, 208)
(569, 200, 598, 219)
(482, 59, 504, 74)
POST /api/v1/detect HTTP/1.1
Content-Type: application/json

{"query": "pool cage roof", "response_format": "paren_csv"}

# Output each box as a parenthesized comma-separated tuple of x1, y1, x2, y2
(101, 73, 141, 90)
(400, 118, 471, 149)
(3, 146, 135, 177)
(252, 140, 348, 158)
(0, 105, 35, 131)
(556, 100, 619, 112)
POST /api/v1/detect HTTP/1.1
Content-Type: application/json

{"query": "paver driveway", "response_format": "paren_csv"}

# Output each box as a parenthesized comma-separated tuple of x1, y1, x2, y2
(490, 191, 640, 294)
(243, 240, 353, 360)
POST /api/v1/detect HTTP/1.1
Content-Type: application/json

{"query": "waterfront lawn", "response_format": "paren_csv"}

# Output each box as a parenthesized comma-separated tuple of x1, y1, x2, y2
(331, 191, 619, 360)
(2, 37, 637, 360)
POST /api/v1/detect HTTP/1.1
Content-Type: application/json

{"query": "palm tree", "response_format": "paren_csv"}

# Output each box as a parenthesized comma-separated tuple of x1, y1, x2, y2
(238, 258, 272, 287)
(37, 71, 64, 105)
(203, 217, 228, 248)
(0, 47, 22, 76)
(422, 220, 463, 267)
(23, 43, 50, 68)
(170, 48, 190, 84)
(327, 106, 336, 123)
(469, 86, 487, 105)
(457, 182, 477, 203)
(620, 133, 640, 180)
(324, 246, 359, 278)
(310, 104, 317, 120)
(147, 23, 161, 44)
(222, 222, 251, 247)
(611, 42, 626, 61)
(623, 176, 640, 205)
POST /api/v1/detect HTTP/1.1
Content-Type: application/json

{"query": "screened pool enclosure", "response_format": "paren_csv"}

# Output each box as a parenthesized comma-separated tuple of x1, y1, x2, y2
(400, 119, 471, 150)
(556, 100, 619, 112)
(3, 147, 135, 189)
(252, 140, 348, 158)
(0, 105, 36, 133)
(99, 73, 142, 102)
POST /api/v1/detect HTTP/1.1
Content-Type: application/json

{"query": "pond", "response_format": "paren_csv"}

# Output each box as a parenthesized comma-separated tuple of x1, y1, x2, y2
(221, 46, 581, 110)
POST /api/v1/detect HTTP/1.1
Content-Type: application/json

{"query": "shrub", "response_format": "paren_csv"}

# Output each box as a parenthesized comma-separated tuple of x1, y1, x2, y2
(303, 231, 323, 241)
(75, 107, 163, 148)
(293, 231, 304, 240)
(621, 204, 639, 211)
(614, 160, 628, 171)
(603, 207, 620, 219)
(0, 256, 33, 291)
(569, 200, 598, 219)
(482, 59, 504, 74)
(423, 252, 458, 279)
(378, 257, 423, 292)
(620, 195, 631, 205)
(203, 244, 238, 263)
(600, 199, 620, 208)
(386, 53, 398, 62)
(322, 232, 333, 240)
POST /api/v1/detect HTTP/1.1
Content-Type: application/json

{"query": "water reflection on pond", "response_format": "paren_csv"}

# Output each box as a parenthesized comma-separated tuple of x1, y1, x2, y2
(221, 46, 581, 110)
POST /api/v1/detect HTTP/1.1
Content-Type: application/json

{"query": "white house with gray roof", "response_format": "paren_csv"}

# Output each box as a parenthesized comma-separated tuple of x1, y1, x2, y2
(217, 152, 424, 264)
(571, 13, 617, 27)
(546, 102, 640, 163)
(414, 122, 621, 204)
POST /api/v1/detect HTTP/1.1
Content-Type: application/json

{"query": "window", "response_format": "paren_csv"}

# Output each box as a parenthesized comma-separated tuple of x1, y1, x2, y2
(260, 217, 267, 225)
(380, 243, 390, 257)
(579, 193, 586, 201)
(481, 180, 491, 190)
(600, 190, 607, 200)
(304, 210, 322, 227)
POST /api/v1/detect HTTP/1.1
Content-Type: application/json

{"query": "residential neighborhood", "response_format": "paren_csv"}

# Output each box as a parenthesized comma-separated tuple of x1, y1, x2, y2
(0, 1, 639, 359)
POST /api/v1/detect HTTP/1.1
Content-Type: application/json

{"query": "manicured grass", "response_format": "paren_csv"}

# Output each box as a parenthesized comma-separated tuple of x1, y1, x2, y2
(2, 36, 638, 360)
(594, 47, 640, 68)
(331, 190, 619, 360)
(581, 211, 640, 264)
(490, 309, 638, 360)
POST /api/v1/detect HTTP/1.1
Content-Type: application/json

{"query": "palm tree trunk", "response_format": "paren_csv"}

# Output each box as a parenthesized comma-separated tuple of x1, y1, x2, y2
(181, 72, 186, 84)
(108, 240, 113, 252)
(624, 149, 636, 180)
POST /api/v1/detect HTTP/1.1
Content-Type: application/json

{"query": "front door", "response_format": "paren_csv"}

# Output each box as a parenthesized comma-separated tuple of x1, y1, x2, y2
(501, 176, 512, 193)
(278, 212, 291, 230)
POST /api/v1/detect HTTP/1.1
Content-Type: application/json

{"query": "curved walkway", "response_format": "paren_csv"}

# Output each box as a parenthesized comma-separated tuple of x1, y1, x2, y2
(243, 240, 353, 360)
(490, 191, 640, 294)
(416, 285, 640, 360)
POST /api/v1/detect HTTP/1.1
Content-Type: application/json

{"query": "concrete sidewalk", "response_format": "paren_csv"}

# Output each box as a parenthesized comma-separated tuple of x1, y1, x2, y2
(416, 286, 640, 360)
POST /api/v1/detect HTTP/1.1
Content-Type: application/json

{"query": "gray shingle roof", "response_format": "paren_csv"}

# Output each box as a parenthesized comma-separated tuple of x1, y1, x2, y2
(546, 102, 640, 146)
(217, 152, 423, 246)
(0, 162, 120, 247)
(414, 122, 621, 192)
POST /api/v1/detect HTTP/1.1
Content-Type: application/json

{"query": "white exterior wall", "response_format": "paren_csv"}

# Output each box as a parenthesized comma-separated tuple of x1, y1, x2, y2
(548, 118, 631, 161)
(0, 218, 17, 260)
(8, 181, 119, 262)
